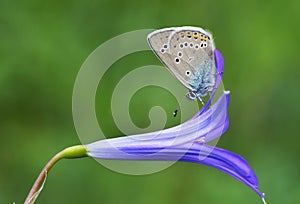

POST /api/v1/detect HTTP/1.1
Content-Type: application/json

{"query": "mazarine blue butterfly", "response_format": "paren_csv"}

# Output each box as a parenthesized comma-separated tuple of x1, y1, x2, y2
(147, 26, 219, 116)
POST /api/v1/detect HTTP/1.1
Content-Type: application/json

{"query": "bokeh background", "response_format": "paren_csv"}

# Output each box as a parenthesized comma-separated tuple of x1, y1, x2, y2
(1, 0, 299, 203)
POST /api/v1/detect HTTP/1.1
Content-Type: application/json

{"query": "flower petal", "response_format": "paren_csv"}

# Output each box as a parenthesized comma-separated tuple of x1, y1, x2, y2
(87, 91, 230, 159)
(86, 92, 264, 200)
(180, 143, 265, 199)
(197, 49, 225, 116)
(87, 137, 265, 200)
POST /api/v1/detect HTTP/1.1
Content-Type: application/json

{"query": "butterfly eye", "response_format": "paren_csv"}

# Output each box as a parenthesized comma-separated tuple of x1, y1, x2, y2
(175, 57, 180, 64)
(204, 86, 210, 91)
(185, 70, 191, 76)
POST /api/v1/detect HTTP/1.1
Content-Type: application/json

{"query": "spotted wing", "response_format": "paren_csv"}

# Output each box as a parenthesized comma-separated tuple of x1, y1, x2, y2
(168, 26, 216, 91)
(147, 28, 195, 90)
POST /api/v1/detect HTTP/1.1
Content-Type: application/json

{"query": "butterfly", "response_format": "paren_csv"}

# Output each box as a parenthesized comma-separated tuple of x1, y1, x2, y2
(147, 26, 219, 116)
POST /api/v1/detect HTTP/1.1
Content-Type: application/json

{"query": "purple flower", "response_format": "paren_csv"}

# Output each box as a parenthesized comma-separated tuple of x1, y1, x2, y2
(86, 50, 266, 203)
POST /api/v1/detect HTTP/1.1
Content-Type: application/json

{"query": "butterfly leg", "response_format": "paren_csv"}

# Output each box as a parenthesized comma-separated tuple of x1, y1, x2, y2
(198, 97, 205, 105)
(185, 91, 197, 100)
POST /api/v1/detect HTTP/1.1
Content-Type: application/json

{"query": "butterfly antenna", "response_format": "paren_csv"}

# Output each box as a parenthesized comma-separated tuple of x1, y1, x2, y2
(173, 95, 185, 117)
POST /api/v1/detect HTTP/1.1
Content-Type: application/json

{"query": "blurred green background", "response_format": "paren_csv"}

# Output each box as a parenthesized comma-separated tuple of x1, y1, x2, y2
(1, 0, 300, 203)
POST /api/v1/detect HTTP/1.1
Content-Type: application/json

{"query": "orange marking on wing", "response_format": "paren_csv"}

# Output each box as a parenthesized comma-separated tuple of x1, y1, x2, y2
(200, 36, 208, 41)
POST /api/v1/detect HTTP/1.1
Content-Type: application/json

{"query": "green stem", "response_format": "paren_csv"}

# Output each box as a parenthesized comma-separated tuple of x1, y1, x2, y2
(24, 145, 88, 204)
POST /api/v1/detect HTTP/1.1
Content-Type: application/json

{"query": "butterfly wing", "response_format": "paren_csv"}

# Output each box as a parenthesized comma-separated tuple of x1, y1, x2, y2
(147, 28, 195, 90)
(148, 26, 217, 95)
(168, 27, 216, 92)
